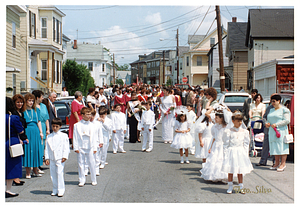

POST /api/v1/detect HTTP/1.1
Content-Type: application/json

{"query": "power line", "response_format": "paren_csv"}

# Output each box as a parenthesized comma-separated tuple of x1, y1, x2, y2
(77, 6, 204, 40)
(59, 5, 118, 11)
(224, 6, 246, 36)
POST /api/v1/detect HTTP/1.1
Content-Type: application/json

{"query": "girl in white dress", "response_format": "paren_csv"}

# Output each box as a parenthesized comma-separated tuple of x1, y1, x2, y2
(170, 110, 193, 164)
(222, 112, 253, 194)
(200, 108, 229, 182)
(194, 110, 214, 164)
(160, 88, 176, 143)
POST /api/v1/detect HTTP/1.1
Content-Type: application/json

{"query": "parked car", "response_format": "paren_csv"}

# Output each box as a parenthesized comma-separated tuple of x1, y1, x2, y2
(56, 96, 86, 107)
(218, 92, 251, 112)
(53, 101, 71, 135)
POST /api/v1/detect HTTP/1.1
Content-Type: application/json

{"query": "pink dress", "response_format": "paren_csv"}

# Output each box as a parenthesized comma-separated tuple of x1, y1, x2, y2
(69, 99, 84, 139)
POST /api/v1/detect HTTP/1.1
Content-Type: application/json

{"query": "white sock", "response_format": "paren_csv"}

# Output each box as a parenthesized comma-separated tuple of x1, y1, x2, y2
(227, 182, 233, 193)
(239, 183, 244, 189)
(180, 156, 184, 162)
(186, 156, 189, 161)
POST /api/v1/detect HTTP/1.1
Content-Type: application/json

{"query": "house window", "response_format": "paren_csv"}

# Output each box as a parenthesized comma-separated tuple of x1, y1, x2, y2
(102, 63, 105, 72)
(88, 62, 93, 71)
(12, 22, 16, 48)
(197, 56, 202, 66)
(29, 11, 36, 38)
(53, 17, 62, 44)
(41, 60, 47, 81)
(56, 19, 59, 43)
(210, 38, 215, 47)
(53, 17, 56, 42)
(41, 17, 47, 38)
(187, 56, 189, 66)
(56, 60, 61, 84)
(180, 62, 182, 70)
(12, 74, 16, 96)
(156, 61, 160, 67)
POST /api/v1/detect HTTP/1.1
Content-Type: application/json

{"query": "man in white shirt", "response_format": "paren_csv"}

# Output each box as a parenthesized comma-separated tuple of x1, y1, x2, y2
(98, 88, 108, 106)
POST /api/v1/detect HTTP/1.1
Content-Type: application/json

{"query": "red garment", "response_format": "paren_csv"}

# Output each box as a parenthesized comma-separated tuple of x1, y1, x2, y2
(175, 95, 182, 106)
(69, 100, 84, 139)
(125, 94, 131, 103)
(138, 95, 148, 102)
(114, 94, 126, 113)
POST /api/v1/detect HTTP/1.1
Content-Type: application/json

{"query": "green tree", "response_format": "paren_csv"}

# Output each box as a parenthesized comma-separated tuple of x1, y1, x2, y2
(116, 78, 124, 86)
(62, 59, 95, 96)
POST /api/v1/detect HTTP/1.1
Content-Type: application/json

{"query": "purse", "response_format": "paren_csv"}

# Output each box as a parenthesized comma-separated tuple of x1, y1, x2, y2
(284, 134, 294, 143)
(8, 115, 24, 158)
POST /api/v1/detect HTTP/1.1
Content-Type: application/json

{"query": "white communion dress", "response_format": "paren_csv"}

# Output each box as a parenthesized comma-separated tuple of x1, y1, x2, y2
(221, 127, 253, 175)
(170, 121, 193, 149)
(200, 123, 227, 181)
(194, 121, 214, 159)
(160, 95, 176, 142)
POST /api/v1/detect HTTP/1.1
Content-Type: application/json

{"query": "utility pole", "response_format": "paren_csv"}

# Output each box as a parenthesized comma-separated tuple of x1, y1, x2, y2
(113, 53, 115, 84)
(163, 50, 165, 84)
(176, 28, 179, 84)
(216, 5, 225, 92)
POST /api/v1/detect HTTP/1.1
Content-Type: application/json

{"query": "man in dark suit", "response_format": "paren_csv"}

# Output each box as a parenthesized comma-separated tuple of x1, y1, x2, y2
(48, 92, 57, 132)
(242, 89, 258, 127)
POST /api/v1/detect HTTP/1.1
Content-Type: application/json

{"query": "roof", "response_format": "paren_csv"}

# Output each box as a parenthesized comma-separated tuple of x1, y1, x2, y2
(178, 46, 189, 57)
(117, 71, 131, 79)
(227, 22, 248, 52)
(67, 42, 104, 60)
(188, 35, 205, 44)
(245, 9, 294, 46)
(129, 50, 174, 65)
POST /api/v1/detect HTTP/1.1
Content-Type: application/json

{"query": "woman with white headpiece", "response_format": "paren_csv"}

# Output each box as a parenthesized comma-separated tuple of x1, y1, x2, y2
(200, 104, 232, 182)
(170, 107, 193, 164)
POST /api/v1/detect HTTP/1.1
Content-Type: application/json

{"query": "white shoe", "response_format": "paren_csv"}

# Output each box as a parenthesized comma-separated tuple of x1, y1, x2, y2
(38, 169, 45, 174)
(105, 162, 108, 165)
(180, 160, 184, 164)
(99, 164, 105, 169)
(169, 141, 172, 144)
(78, 182, 85, 187)
(92, 182, 97, 186)
(96, 172, 100, 176)
(164, 141, 168, 144)
(146, 148, 152, 152)
(185, 160, 190, 164)
(142, 149, 146, 152)
(113, 151, 117, 154)
(120, 150, 126, 153)
(58, 194, 64, 197)
(227, 182, 233, 194)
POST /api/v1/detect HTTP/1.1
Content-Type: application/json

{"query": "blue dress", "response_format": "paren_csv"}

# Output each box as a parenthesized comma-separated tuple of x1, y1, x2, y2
(6, 114, 24, 179)
(37, 103, 49, 154)
(23, 109, 43, 167)
(267, 107, 290, 155)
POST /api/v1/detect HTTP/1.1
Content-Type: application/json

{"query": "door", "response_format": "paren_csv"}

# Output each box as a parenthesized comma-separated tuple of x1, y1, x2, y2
(30, 56, 37, 89)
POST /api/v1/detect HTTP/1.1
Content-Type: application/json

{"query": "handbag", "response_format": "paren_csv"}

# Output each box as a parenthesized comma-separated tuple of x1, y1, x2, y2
(8, 115, 24, 158)
(284, 134, 293, 143)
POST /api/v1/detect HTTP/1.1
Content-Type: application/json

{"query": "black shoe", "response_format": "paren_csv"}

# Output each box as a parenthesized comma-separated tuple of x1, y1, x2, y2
(5, 192, 19, 198)
(255, 163, 266, 166)
(13, 181, 24, 186)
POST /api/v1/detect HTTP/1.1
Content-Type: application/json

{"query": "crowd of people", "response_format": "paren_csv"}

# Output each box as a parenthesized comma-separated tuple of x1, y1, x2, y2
(5, 84, 291, 198)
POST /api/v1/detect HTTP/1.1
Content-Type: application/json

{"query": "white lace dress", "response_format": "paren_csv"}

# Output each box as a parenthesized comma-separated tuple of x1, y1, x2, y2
(221, 127, 253, 174)
(200, 123, 227, 181)
(170, 121, 193, 149)
(160, 95, 176, 142)
(194, 121, 213, 159)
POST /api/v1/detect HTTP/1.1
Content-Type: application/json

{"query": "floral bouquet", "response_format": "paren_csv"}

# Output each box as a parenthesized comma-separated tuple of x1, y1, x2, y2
(165, 106, 175, 118)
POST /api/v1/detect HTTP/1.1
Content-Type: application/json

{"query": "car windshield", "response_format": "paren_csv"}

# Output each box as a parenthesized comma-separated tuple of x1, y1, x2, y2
(54, 103, 69, 117)
(224, 95, 249, 103)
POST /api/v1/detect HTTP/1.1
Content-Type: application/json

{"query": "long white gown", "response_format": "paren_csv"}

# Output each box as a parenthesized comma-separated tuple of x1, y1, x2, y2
(221, 127, 253, 175)
(160, 95, 176, 142)
(200, 123, 227, 181)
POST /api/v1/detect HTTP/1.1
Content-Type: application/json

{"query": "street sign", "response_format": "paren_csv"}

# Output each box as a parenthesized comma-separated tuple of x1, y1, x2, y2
(182, 77, 188, 83)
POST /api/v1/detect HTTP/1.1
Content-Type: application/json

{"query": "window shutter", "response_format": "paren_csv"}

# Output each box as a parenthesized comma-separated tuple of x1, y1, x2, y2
(56, 19, 59, 43)
(60, 21, 62, 45)
(29, 11, 32, 37)
(53, 17, 55, 42)
(34, 13, 36, 38)
(52, 57, 55, 84)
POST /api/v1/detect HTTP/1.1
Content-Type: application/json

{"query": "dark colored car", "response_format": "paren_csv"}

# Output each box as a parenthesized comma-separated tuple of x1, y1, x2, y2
(53, 101, 71, 134)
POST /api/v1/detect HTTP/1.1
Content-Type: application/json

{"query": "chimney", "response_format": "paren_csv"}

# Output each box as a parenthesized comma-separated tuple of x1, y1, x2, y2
(73, 40, 77, 49)
(232, 17, 237, 22)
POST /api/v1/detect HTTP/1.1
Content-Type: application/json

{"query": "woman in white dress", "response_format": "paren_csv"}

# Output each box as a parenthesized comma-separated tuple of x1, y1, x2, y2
(222, 112, 253, 194)
(160, 88, 176, 144)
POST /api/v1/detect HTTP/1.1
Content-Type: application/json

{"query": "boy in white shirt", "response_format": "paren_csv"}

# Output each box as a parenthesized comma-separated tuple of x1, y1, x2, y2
(73, 107, 98, 187)
(90, 109, 104, 176)
(111, 104, 127, 154)
(45, 118, 70, 197)
(141, 101, 155, 152)
(98, 106, 112, 169)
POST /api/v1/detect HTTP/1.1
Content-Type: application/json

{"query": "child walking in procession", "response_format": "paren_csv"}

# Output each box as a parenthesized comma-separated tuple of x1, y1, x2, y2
(170, 109, 193, 164)
(73, 107, 98, 187)
(222, 111, 253, 194)
(45, 118, 70, 197)
(186, 104, 197, 155)
(194, 109, 214, 164)
(200, 107, 230, 182)
(98, 106, 112, 169)
(111, 104, 127, 154)
(89, 109, 103, 176)
(141, 101, 155, 152)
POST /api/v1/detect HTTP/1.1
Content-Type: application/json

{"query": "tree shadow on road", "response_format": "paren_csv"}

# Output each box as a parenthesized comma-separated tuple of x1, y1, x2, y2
(65, 171, 78, 175)
(65, 181, 80, 185)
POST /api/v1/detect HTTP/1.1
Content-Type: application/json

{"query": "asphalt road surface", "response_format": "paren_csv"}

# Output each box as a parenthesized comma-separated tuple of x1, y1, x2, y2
(6, 123, 294, 203)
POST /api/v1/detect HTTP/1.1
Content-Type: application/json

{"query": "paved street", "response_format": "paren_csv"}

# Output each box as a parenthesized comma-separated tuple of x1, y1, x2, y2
(6, 123, 294, 203)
